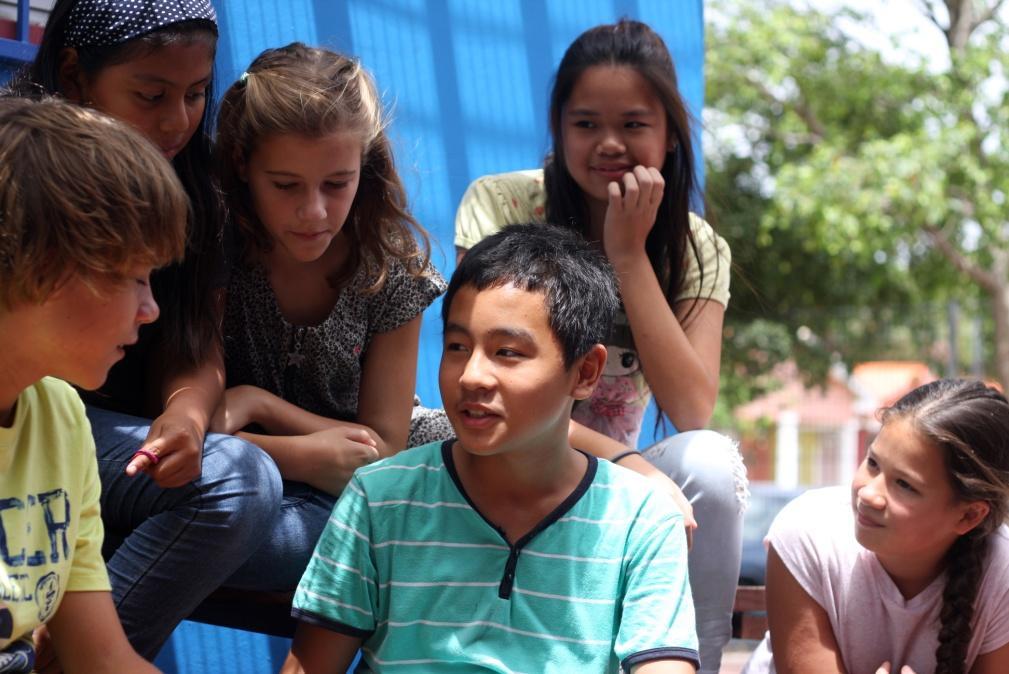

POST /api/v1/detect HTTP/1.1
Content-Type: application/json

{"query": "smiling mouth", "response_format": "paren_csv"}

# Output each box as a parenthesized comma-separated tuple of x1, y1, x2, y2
(592, 165, 632, 176)
(856, 511, 883, 528)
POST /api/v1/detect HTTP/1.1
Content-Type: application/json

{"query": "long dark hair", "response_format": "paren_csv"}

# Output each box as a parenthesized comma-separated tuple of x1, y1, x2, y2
(545, 19, 710, 326)
(8, 0, 222, 372)
(882, 379, 1009, 674)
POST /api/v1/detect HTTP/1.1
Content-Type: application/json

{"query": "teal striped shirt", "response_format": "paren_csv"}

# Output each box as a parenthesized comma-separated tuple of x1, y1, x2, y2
(293, 441, 698, 673)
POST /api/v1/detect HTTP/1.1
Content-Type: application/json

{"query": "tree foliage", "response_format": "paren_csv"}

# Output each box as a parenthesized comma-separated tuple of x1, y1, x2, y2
(706, 0, 1009, 420)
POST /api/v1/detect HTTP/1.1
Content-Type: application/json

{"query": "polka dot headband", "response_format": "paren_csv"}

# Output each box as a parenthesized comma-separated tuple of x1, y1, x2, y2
(65, 0, 217, 48)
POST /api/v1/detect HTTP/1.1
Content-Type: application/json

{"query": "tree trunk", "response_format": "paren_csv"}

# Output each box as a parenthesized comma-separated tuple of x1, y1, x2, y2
(945, 0, 974, 52)
(992, 284, 1009, 389)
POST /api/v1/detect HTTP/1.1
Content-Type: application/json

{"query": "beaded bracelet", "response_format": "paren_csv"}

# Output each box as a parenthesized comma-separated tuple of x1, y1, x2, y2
(610, 450, 640, 464)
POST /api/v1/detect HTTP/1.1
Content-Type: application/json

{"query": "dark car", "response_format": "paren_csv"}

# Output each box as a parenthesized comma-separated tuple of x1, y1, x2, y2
(738, 482, 808, 586)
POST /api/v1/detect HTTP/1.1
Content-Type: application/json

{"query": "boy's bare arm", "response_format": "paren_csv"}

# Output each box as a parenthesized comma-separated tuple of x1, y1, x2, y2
(282, 623, 361, 674)
(45, 591, 158, 673)
(632, 660, 697, 673)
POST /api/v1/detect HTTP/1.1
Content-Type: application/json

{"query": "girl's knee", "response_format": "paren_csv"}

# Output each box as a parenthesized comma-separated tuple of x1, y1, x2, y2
(202, 432, 284, 516)
(647, 430, 749, 513)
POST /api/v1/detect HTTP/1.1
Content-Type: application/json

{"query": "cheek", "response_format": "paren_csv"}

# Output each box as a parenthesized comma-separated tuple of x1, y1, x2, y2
(118, 109, 163, 142)
(562, 135, 588, 165)
(250, 184, 283, 222)
(437, 361, 452, 386)
(851, 467, 866, 492)
(184, 105, 204, 137)
(338, 191, 358, 216)
(437, 362, 461, 401)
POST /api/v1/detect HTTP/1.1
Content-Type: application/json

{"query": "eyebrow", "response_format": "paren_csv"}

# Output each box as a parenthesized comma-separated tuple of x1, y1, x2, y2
(264, 169, 359, 178)
(131, 74, 212, 88)
(867, 449, 925, 485)
(444, 323, 536, 342)
(566, 107, 658, 117)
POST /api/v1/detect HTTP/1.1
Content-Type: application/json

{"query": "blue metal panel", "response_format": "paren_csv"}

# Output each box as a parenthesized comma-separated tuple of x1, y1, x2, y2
(16, 0, 29, 41)
(0, 39, 36, 62)
(211, 0, 704, 442)
(0, 0, 37, 64)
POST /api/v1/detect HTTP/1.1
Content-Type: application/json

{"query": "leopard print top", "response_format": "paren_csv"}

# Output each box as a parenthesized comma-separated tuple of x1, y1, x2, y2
(223, 257, 446, 427)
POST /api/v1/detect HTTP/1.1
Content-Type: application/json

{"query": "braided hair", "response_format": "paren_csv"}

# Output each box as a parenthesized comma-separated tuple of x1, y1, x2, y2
(882, 379, 1009, 674)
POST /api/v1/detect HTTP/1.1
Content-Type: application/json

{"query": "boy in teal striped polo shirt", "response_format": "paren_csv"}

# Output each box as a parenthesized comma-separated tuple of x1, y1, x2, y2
(285, 224, 699, 673)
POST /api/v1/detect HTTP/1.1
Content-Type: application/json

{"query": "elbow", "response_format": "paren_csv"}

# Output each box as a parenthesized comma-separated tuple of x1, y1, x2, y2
(662, 387, 718, 432)
(673, 415, 708, 433)
(672, 409, 711, 432)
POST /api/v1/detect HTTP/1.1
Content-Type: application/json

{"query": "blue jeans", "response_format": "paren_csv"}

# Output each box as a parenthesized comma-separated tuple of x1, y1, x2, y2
(225, 480, 336, 591)
(643, 429, 749, 674)
(87, 407, 283, 660)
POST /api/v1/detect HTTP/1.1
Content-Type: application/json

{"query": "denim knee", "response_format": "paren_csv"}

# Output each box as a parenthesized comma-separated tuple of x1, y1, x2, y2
(199, 432, 283, 542)
(643, 429, 749, 515)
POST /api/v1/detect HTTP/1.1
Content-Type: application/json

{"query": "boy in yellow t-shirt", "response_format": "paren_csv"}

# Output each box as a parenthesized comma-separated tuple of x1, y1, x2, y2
(0, 98, 187, 672)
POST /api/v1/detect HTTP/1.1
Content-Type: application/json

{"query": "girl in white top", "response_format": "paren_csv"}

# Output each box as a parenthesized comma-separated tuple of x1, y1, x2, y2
(744, 378, 1009, 674)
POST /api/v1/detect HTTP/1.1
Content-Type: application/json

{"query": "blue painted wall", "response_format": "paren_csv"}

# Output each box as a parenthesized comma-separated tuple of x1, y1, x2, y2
(158, 3, 705, 672)
(4, 2, 704, 671)
(211, 0, 705, 450)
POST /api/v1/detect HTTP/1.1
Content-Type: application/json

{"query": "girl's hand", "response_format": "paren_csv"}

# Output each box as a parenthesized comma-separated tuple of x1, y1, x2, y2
(300, 427, 381, 495)
(617, 453, 697, 549)
(125, 410, 204, 487)
(210, 385, 263, 435)
(602, 165, 664, 263)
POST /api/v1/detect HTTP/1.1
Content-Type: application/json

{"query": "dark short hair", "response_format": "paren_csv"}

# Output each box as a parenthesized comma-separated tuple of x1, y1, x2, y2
(444, 224, 619, 368)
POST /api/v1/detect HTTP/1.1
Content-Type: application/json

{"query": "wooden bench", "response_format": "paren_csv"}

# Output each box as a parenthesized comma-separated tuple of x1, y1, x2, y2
(733, 585, 767, 640)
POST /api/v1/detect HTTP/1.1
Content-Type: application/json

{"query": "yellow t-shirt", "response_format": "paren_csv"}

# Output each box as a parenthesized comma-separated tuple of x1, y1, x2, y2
(0, 378, 110, 651)
(454, 169, 731, 446)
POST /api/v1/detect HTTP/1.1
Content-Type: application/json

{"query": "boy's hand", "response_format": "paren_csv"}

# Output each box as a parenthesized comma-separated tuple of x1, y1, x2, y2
(618, 453, 696, 549)
(602, 165, 664, 263)
(125, 410, 204, 487)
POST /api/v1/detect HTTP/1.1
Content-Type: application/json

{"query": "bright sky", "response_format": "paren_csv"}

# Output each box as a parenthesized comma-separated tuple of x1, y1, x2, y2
(807, 0, 1009, 72)
(813, 0, 952, 71)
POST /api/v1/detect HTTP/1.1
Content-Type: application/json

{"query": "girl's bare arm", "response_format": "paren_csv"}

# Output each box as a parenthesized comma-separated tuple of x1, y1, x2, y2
(602, 167, 723, 430)
(355, 314, 423, 456)
(766, 544, 847, 674)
